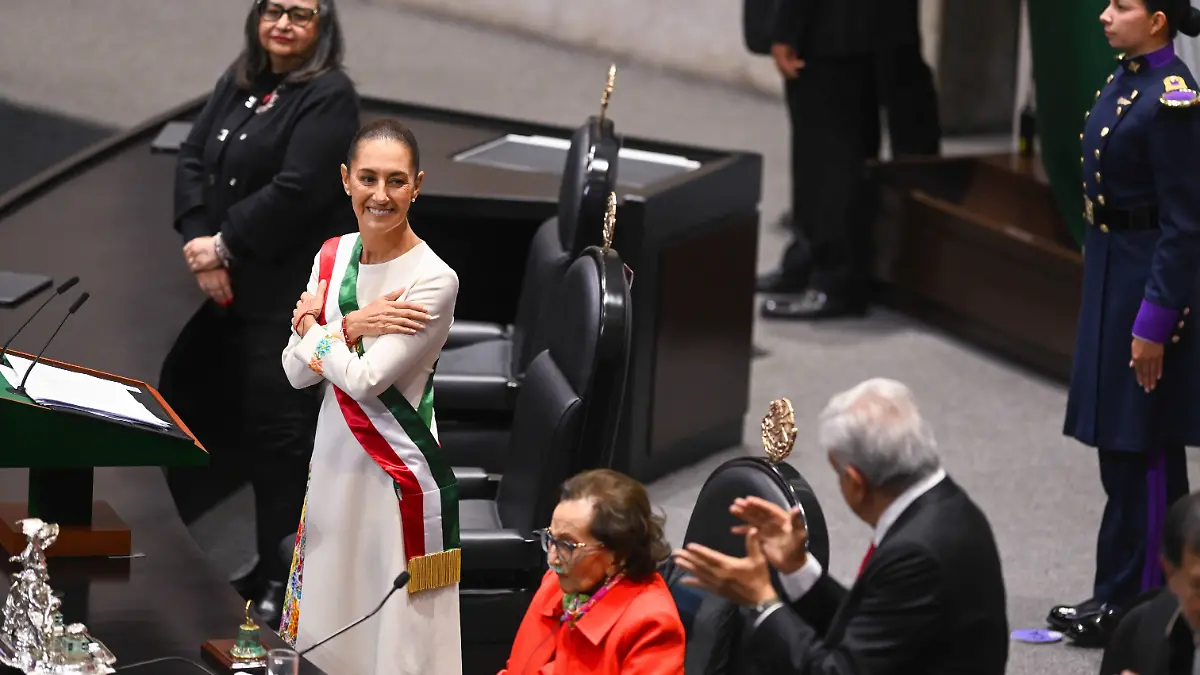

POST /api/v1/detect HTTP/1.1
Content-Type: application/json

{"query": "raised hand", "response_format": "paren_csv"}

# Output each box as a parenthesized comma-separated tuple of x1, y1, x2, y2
(730, 496, 809, 573)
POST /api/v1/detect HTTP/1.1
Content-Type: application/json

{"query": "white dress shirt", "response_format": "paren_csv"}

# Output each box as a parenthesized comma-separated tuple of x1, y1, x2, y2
(755, 467, 948, 628)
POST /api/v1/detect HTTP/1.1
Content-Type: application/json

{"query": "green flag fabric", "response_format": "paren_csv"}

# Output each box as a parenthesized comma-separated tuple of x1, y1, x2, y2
(1028, 2, 1119, 247)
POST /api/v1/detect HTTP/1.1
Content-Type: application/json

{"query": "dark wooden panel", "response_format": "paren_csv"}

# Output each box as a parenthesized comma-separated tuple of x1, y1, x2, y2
(871, 152, 1082, 381)
(650, 214, 758, 454)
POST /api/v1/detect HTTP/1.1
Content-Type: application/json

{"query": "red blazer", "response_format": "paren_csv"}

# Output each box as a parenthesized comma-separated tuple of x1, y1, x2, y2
(498, 569, 686, 675)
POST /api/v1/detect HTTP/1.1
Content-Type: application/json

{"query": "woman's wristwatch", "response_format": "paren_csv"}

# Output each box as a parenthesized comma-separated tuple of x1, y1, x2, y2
(213, 233, 234, 267)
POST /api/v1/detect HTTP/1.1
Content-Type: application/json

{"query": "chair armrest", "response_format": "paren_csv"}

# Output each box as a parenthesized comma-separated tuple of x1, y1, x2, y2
(461, 529, 542, 573)
(445, 321, 510, 350)
(454, 466, 501, 500)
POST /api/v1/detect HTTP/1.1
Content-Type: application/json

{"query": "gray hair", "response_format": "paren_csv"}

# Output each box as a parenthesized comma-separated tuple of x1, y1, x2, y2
(818, 378, 940, 492)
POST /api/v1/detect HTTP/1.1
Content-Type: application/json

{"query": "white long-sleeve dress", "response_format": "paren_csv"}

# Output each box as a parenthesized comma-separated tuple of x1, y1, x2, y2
(278, 232, 462, 675)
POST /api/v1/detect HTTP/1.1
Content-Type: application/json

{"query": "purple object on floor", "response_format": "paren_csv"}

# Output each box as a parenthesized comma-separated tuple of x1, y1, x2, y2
(1010, 629, 1064, 644)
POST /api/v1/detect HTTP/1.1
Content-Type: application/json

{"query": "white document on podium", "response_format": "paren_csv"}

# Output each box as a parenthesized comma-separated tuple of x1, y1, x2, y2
(0, 355, 169, 429)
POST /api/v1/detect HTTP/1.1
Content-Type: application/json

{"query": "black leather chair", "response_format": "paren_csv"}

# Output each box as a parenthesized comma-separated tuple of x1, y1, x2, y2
(660, 457, 830, 675)
(433, 114, 621, 418)
(455, 245, 632, 673)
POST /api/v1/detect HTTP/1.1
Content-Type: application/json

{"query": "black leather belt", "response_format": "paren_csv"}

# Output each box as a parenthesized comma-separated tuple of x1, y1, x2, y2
(1084, 197, 1159, 231)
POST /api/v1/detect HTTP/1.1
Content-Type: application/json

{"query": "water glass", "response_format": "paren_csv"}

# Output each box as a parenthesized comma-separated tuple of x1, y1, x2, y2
(266, 648, 300, 675)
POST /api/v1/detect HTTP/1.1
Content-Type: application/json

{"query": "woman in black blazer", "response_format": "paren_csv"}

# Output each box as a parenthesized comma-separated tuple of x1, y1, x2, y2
(159, 0, 360, 629)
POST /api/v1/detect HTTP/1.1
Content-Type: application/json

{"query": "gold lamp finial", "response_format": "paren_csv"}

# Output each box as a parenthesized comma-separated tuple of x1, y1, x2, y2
(602, 192, 617, 252)
(761, 398, 797, 464)
(600, 64, 617, 122)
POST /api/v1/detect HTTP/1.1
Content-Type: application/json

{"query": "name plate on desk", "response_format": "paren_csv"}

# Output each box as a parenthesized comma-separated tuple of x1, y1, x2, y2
(453, 133, 701, 188)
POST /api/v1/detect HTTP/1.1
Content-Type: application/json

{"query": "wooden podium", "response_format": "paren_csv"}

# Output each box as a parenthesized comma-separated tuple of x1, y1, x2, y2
(0, 349, 207, 557)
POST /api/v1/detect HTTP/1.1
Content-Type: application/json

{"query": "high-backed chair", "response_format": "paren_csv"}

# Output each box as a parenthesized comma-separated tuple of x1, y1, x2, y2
(660, 457, 830, 674)
(433, 114, 621, 417)
(454, 246, 632, 673)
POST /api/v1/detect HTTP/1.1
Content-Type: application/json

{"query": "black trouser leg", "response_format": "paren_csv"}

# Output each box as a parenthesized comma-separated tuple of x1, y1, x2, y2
(786, 57, 877, 300)
(160, 302, 249, 526)
(239, 318, 319, 583)
(1093, 446, 1189, 606)
(779, 75, 814, 283)
(876, 44, 942, 158)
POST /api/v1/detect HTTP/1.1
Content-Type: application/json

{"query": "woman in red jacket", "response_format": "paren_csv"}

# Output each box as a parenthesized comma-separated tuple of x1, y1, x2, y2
(499, 469, 685, 675)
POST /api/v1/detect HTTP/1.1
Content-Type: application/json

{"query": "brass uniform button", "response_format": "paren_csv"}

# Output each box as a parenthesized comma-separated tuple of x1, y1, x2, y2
(1098, 195, 1106, 206)
(1101, 127, 1110, 137)
(1096, 172, 1102, 182)
(1100, 224, 1110, 233)
(1172, 335, 1181, 343)
(1095, 149, 1101, 159)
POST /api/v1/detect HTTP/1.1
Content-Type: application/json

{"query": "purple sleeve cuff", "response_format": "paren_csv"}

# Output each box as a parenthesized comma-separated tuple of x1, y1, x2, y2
(1131, 299, 1181, 344)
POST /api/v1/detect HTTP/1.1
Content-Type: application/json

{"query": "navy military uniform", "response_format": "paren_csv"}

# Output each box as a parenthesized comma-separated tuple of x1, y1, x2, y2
(1052, 43, 1199, 639)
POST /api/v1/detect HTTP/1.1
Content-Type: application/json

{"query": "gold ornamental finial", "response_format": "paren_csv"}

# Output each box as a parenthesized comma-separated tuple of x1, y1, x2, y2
(600, 64, 617, 123)
(602, 192, 617, 252)
(761, 398, 797, 464)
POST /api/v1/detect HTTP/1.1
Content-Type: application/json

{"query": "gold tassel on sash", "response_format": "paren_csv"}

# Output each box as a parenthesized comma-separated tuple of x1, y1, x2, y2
(407, 548, 461, 595)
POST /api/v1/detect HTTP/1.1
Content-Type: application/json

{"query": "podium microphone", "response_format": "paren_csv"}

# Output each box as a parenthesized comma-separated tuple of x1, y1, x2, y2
(298, 571, 410, 657)
(0, 276, 79, 365)
(10, 292, 89, 397)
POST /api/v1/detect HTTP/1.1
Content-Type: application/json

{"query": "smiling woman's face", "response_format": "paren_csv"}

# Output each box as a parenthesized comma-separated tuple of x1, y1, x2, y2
(341, 138, 424, 236)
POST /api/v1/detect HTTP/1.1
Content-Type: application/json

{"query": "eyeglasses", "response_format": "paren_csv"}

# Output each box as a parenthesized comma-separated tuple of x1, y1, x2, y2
(535, 528, 603, 562)
(259, 1, 318, 28)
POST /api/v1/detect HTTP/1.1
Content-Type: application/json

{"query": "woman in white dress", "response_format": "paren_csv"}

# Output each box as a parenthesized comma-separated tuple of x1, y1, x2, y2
(278, 118, 462, 675)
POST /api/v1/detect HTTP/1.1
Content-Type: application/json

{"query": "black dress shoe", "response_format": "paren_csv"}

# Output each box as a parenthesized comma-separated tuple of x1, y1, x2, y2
(756, 270, 808, 294)
(1046, 598, 1104, 632)
(761, 290, 867, 320)
(1065, 605, 1122, 648)
(253, 580, 287, 631)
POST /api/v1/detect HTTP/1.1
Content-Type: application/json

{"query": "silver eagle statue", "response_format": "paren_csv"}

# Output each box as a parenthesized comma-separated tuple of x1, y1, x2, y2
(0, 519, 116, 675)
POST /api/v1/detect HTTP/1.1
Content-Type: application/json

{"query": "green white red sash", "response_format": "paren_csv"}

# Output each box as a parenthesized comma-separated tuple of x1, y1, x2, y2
(316, 234, 460, 592)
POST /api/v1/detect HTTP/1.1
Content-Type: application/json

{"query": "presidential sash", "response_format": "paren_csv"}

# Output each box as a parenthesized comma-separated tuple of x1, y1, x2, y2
(314, 234, 460, 593)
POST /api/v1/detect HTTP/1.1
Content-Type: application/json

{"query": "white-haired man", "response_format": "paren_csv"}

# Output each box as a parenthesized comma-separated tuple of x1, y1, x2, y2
(674, 378, 1009, 674)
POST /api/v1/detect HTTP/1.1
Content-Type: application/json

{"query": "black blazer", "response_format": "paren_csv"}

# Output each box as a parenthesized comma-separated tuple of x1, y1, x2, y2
(1101, 590, 1193, 675)
(769, 0, 921, 58)
(748, 478, 1009, 675)
(173, 66, 360, 318)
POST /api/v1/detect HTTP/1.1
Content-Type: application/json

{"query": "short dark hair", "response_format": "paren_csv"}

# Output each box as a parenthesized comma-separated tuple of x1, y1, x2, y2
(1143, 0, 1200, 38)
(1162, 492, 1200, 567)
(560, 469, 671, 582)
(347, 118, 421, 173)
(232, 0, 346, 90)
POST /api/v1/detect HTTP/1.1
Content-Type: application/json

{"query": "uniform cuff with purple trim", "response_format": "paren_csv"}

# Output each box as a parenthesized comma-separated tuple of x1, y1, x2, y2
(1131, 299, 1180, 344)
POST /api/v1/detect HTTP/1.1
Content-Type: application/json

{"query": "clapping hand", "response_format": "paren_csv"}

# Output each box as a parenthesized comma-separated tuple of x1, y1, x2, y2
(673, 529, 777, 607)
(730, 496, 809, 574)
(343, 288, 431, 345)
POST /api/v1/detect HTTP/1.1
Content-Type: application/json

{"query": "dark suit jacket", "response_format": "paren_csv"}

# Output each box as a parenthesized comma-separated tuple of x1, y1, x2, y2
(769, 0, 921, 58)
(173, 66, 360, 319)
(1101, 590, 1194, 675)
(748, 478, 1009, 675)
